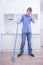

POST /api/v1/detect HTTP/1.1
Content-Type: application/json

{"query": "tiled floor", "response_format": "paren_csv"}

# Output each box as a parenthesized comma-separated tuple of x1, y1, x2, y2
(0, 48, 43, 65)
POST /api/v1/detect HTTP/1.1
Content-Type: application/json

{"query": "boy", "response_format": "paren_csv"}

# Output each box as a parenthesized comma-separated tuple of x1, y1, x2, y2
(17, 7, 35, 57)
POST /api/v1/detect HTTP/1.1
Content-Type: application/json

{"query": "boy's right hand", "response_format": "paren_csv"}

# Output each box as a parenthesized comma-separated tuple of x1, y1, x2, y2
(17, 21, 20, 25)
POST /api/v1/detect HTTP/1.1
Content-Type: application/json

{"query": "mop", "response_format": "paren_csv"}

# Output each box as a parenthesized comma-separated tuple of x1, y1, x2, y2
(11, 25, 18, 61)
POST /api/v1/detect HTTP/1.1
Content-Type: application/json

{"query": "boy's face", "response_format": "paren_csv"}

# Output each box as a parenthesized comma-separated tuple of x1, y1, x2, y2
(27, 10, 32, 16)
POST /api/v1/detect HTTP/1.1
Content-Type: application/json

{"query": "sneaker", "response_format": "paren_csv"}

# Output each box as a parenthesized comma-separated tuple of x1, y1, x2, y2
(17, 54, 23, 57)
(29, 54, 35, 57)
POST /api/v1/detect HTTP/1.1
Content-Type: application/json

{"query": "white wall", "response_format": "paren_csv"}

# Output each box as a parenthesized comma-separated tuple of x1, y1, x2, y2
(0, 0, 40, 52)
(40, 12, 43, 46)
(0, 0, 40, 34)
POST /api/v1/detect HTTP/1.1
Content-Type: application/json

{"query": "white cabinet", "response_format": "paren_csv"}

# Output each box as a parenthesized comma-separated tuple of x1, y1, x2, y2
(1, 34, 40, 52)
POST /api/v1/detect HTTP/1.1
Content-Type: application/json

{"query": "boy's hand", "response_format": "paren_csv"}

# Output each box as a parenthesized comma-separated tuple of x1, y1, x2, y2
(31, 15, 35, 23)
(17, 21, 20, 25)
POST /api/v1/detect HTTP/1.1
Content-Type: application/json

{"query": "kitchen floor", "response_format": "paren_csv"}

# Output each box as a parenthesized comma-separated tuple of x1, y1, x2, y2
(0, 48, 43, 65)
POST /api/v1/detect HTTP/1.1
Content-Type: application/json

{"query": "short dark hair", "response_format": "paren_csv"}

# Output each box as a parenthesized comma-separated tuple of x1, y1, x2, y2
(27, 7, 32, 12)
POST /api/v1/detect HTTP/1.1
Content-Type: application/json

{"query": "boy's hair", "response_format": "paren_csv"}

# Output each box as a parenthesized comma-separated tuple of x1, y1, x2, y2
(27, 7, 32, 12)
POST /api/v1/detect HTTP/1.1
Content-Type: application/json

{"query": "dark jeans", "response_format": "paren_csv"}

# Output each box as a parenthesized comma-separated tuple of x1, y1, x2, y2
(20, 32, 32, 55)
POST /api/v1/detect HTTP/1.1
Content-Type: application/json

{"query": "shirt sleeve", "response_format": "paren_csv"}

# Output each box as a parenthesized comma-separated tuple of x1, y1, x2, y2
(20, 15, 24, 23)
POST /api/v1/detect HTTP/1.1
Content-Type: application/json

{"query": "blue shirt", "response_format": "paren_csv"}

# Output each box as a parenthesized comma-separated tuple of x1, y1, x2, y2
(20, 14, 32, 33)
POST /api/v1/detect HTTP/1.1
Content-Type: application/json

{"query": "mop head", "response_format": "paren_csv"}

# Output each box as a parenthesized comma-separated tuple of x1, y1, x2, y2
(11, 55, 16, 62)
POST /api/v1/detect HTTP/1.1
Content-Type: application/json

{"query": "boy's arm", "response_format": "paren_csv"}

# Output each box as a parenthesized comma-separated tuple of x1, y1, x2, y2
(17, 21, 20, 25)
(32, 15, 35, 23)
(17, 15, 24, 25)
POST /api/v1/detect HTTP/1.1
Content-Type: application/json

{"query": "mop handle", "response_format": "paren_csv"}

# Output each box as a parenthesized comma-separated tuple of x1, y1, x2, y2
(13, 25, 18, 53)
(11, 25, 18, 61)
